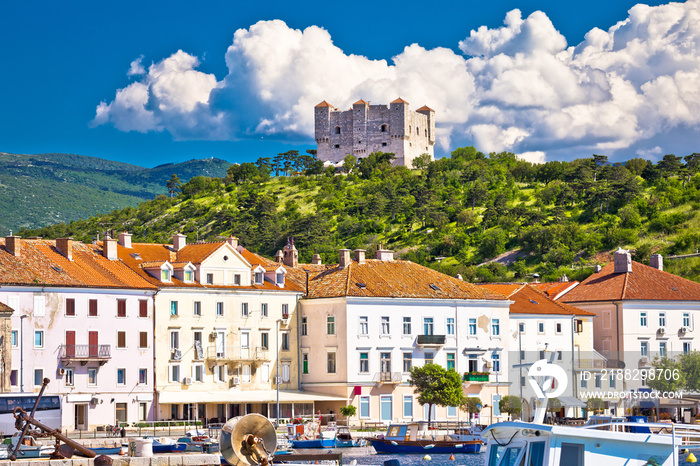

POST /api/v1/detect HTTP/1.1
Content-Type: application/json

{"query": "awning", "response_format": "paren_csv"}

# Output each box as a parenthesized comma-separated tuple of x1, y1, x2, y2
(558, 396, 586, 408)
(659, 398, 696, 407)
(157, 390, 347, 404)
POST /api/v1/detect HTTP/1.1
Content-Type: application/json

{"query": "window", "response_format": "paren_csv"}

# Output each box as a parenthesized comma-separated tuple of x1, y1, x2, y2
(170, 301, 178, 316)
(359, 353, 369, 373)
(241, 303, 249, 317)
(556, 322, 562, 334)
(193, 365, 204, 383)
(282, 303, 289, 317)
(281, 332, 290, 351)
(302, 353, 309, 374)
(659, 342, 667, 358)
(492, 319, 500, 336)
(170, 331, 179, 350)
(403, 395, 413, 418)
(117, 368, 126, 385)
(234, 274, 241, 286)
(282, 362, 291, 382)
(327, 315, 336, 335)
(685, 342, 692, 354)
(254, 272, 263, 284)
(216, 302, 224, 317)
(193, 301, 201, 316)
(139, 332, 148, 348)
(594, 374, 601, 389)
(641, 341, 648, 357)
(138, 300, 147, 318)
(261, 332, 269, 350)
(518, 322, 524, 334)
(334, 126, 341, 135)
(11, 330, 17, 348)
(88, 368, 97, 386)
(609, 372, 616, 389)
(446, 353, 455, 371)
(380, 124, 387, 133)
(89, 299, 98, 317)
(161, 269, 171, 281)
(215, 365, 226, 383)
(403, 317, 411, 335)
(33, 296, 45, 317)
(117, 299, 127, 317)
(447, 406, 457, 418)
(261, 303, 268, 318)
(184, 270, 194, 282)
(10, 370, 17, 386)
(276, 273, 285, 285)
(659, 312, 666, 327)
(65, 369, 74, 386)
(640, 312, 647, 327)
(206, 273, 213, 284)
(301, 317, 308, 336)
(403, 353, 412, 372)
(170, 365, 180, 383)
(446, 318, 455, 335)
(580, 373, 587, 389)
(261, 363, 270, 382)
(381, 316, 390, 334)
(492, 352, 500, 372)
(684, 313, 691, 327)
(117, 331, 126, 349)
(469, 318, 477, 335)
(66, 298, 75, 316)
(359, 316, 369, 335)
(538, 322, 545, 334)
(334, 144, 340, 149)
(139, 368, 147, 385)
(468, 354, 478, 372)
(360, 396, 370, 418)
(425, 352, 434, 365)
(423, 317, 434, 335)
(34, 330, 44, 348)
(34, 369, 43, 386)
(193, 331, 203, 358)
(327, 352, 337, 373)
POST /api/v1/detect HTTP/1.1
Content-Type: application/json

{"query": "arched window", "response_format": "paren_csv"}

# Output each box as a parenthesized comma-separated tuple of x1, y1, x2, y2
(334, 126, 341, 134)
(380, 124, 388, 133)
(416, 127, 420, 135)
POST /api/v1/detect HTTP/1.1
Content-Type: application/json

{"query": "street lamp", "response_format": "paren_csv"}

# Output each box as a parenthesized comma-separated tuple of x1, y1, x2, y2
(20, 315, 28, 392)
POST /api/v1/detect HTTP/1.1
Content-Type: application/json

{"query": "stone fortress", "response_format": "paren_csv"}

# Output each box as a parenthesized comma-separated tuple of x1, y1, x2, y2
(314, 98, 435, 168)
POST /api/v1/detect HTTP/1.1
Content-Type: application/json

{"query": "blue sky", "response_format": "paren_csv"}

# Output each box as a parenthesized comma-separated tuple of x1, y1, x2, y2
(2, 0, 695, 167)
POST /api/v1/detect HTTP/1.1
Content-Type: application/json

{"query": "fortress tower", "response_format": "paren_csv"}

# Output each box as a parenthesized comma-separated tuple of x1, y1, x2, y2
(314, 98, 435, 167)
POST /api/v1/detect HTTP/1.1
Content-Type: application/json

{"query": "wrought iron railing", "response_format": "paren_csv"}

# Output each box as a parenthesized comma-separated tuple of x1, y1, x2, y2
(60, 344, 111, 359)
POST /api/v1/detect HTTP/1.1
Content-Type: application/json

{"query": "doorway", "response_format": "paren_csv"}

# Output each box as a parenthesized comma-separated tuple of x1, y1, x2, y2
(75, 404, 87, 430)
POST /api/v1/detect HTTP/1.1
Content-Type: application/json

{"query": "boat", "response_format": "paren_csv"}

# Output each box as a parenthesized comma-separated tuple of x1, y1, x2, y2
(1, 433, 54, 459)
(335, 426, 366, 447)
(288, 422, 336, 449)
(176, 434, 220, 453)
(369, 423, 482, 454)
(76, 446, 124, 457)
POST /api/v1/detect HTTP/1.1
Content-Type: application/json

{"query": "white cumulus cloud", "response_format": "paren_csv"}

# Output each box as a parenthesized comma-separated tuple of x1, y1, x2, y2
(93, 0, 700, 161)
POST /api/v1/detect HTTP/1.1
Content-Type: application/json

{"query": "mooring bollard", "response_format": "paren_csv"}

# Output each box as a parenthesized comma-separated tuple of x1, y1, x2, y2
(95, 454, 113, 466)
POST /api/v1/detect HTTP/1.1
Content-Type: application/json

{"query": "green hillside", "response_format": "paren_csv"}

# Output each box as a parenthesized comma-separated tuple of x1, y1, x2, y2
(21, 148, 700, 283)
(0, 152, 231, 233)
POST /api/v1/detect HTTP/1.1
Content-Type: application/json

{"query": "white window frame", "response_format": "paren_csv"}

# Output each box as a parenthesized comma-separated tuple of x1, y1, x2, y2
(537, 321, 545, 334)
(469, 318, 477, 336)
(65, 368, 74, 387)
(327, 315, 336, 335)
(446, 317, 455, 335)
(381, 316, 390, 335)
(33, 296, 45, 317)
(261, 303, 268, 318)
(640, 312, 647, 327)
(241, 303, 249, 317)
(34, 330, 44, 349)
(170, 364, 180, 383)
(359, 316, 368, 335)
(491, 318, 500, 336)
(139, 368, 148, 385)
(193, 301, 201, 316)
(11, 330, 18, 348)
(659, 312, 666, 328)
(216, 302, 224, 317)
(327, 351, 337, 373)
(117, 368, 127, 386)
(359, 352, 369, 373)
(34, 368, 44, 387)
(359, 395, 370, 419)
(301, 316, 308, 336)
(403, 317, 411, 335)
(193, 364, 205, 383)
(88, 368, 98, 386)
(403, 395, 413, 418)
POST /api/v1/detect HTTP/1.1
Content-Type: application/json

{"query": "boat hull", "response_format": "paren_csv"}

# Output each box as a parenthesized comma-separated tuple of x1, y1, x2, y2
(370, 438, 482, 454)
(290, 439, 336, 448)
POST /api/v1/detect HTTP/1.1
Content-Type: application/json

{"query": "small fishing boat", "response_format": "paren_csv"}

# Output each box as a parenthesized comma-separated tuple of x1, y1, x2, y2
(77, 446, 124, 456)
(335, 426, 366, 447)
(288, 422, 335, 449)
(369, 423, 482, 454)
(149, 437, 187, 453)
(177, 435, 219, 453)
(1, 433, 54, 459)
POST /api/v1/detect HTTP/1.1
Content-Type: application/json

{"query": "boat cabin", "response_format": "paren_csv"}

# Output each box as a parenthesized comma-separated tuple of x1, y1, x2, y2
(384, 423, 420, 441)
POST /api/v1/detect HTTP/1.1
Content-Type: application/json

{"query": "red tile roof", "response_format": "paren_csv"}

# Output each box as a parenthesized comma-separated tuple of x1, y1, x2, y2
(353, 99, 368, 105)
(391, 98, 409, 104)
(0, 239, 156, 290)
(0, 302, 15, 313)
(290, 260, 507, 300)
(315, 101, 334, 108)
(480, 283, 594, 316)
(530, 281, 579, 299)
(560, 261, 700, 303)
(416, 105, 434, 112)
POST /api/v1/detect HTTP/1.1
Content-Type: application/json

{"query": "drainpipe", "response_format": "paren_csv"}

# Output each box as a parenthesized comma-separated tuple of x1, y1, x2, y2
(571, 315, 576, 417)
(20, 315, 27, 392)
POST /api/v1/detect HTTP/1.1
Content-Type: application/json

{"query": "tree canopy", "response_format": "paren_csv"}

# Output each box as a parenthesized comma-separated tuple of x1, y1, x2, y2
(408, 363, 465, 426)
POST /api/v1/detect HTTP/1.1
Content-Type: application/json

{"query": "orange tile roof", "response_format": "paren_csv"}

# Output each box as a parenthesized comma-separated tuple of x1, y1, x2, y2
(0, 239, 156, 290)
(481, 283, 594, 316)
(530, 281, 579, 299)
(315, 101, 334, 108)
(416, 105, 434, 112)
(561, 261, 700, 302)
(391, 98, 409, 104)
(0, 302, 15, 313)
(294, 260, 507, 300)
(176, 242, 223, 263)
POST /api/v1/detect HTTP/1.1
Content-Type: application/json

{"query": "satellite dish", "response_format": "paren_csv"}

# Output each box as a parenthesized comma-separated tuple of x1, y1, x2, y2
(220, 414, 277, 466)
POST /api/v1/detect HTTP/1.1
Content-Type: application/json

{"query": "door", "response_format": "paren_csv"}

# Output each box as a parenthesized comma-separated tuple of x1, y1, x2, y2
(241, 332, 250, 359)
(88, 331, 98, 357)
(75, 404, 87, 430)
(216, 331, 225, 358)
(65, 331, 75, 358)
(380, 352, 391, 381)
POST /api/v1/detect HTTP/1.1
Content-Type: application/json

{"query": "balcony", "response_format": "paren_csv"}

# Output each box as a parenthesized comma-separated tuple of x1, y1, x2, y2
(59, 345, 111, 365)
(206, 346, 269, 363)
(416, 335, 446, 346)
(463, 372, 490, 383)
(374, 371, 403, 385)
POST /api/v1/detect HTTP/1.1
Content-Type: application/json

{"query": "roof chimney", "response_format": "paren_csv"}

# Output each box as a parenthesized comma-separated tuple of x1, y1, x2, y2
(56, 238, 74, 261)
(312, 254, 322, 265)
(650, 254, 663, 271)
(456, 274, 463, 281)
(173, 233, 186, 252)
(532, 273, 540, 283)
(594, 264, 602, 273)
(103, 237, 118, 260)
(275, 250, 284, 263)
(118, 231, 132, 249)
(227, 236, 238, 248)
(613, 247, 632, 273)
(559, 274, 569, 283)
(354, 249, 366, 265)
(5, 236, 20, 257)
(374, 244, 394, 261)
(339, 249, 351, 269)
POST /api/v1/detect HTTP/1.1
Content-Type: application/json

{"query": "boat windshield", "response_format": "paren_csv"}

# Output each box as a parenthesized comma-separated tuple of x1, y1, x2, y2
(488, 444, 524, 466)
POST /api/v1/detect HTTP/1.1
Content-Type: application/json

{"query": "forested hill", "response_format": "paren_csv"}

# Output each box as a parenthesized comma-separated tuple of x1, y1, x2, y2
(21, 148, 700, 284)
(0, 152, 231, 233)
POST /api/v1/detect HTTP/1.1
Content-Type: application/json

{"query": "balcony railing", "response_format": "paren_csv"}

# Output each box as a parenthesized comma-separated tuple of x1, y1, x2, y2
(59, 344, 111, 364)
(206, 346, 269, 362)
(463, 372, 490, 382)
(374, 371, 403, 384)
(416, 335, 446, 346)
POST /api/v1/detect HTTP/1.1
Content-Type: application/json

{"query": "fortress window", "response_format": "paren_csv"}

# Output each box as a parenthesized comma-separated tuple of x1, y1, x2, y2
(382, 143, 387, 147)
(334, 126, 341, 134)
(334, 144, 340, 149)
(380, 124, 387, 132)
(416, 127, 420, 135)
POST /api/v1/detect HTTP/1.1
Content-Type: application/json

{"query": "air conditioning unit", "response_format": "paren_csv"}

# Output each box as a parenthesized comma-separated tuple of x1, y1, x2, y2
(658, 327, 665, 335)
(681, 326, 690, 334)
(209, 332, 217, 341)
(183, 377, 192, 385)
(57, 368, 66, 376)
(90, 397, 99, 405)
(171, 349, 182, 360)
(231, 376, 240, 385)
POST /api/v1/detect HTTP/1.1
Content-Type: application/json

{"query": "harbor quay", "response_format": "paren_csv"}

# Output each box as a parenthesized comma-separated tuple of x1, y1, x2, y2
(0, 454, 221, 466)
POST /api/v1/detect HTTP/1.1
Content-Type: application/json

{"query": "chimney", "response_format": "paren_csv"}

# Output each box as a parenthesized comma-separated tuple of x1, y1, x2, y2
(275, 250, 284, 263)
(56, 238, 74, 261)
(559, 274, 569, 283)
(118, 231, 132, 248)
(374, 244, 394, 261)
(173, 233, 186, 251)
(456, 274, 463, 281)
(103, 237, 118, 260)
(650, 254, 663, 271)
(312, 254, 322, 265)
(5, 236, 20, 257)
(594, 264, 602, 273)
(532, 273, 540, 283)
(613, 247, 632, 274)
(354, 249, 366, 265)
(227, 236, 238, 248)
(339, 249, 351, 269)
